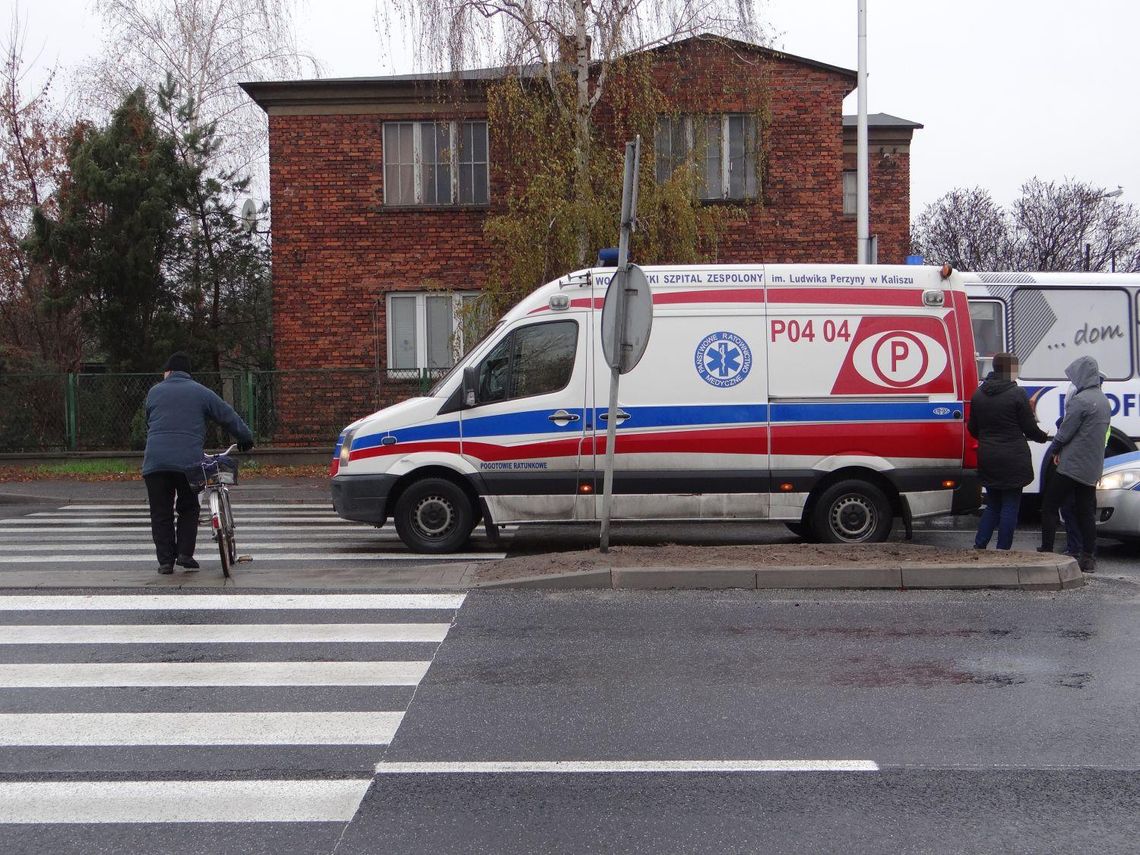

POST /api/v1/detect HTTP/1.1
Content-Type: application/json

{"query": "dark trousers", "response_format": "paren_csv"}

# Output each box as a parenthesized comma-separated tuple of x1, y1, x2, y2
(144, 472, 200, 566)
(1041, 449, 1083, 555)
(1040, 473, 1096, 555)
(975, 487, 1022, 550)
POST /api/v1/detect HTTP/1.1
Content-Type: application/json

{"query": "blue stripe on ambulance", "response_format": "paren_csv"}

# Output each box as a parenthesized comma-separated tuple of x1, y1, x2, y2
(769, 401, 963, 423)
(348, 401, 958, 452)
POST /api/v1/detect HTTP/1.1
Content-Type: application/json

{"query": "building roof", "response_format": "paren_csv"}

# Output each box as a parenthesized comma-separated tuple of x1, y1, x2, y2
(240, 34, 857, 111)
(842, 113, 924, 130)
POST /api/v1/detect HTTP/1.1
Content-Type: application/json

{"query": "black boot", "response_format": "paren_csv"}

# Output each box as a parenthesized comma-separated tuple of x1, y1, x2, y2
(1078, 553, 1096, 574)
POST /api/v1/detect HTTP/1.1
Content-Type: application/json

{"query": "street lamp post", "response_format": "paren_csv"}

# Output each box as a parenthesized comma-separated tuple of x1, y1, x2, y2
(1082, 186, 1124, 272)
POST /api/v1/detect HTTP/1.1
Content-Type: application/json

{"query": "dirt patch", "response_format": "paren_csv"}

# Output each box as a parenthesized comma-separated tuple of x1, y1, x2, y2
(475, 542, 1042, 582)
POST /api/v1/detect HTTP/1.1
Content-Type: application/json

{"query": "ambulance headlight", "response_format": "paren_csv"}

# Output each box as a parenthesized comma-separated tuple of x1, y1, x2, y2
(338, 429, 356, 469)
(1097, 469, 1140, 491)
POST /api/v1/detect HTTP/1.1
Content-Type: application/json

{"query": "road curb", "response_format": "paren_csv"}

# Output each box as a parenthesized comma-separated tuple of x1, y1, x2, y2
(475, 555, 1084, 591)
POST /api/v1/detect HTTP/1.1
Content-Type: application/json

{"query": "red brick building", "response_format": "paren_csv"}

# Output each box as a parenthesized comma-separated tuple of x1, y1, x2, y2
(242, 36, 921, 444)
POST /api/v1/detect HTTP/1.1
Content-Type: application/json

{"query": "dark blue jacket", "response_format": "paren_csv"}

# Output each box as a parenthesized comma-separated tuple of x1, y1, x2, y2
(142, 372, 253, 476)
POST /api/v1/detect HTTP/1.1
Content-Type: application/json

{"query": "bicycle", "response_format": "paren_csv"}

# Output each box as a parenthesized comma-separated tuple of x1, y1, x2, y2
(190, 444, 242, 579)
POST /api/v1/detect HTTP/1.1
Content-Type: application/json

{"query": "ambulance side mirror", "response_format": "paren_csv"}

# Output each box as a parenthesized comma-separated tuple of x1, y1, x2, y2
(462, 366, 478, 408)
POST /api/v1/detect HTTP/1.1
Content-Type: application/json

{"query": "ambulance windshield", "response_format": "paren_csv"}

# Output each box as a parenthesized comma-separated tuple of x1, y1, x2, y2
(428, 320, 505, 396)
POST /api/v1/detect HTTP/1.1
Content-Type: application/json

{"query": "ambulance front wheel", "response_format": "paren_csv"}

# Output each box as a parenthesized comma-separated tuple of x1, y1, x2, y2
(394, 477, 475, 553)
(810, 480, 893, 544)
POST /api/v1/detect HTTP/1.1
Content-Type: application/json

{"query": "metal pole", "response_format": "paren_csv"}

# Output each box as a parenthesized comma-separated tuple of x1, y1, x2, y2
(600, 136, 640, 553)
(65, 373, 78, 451)
(856, 0, 869, 263)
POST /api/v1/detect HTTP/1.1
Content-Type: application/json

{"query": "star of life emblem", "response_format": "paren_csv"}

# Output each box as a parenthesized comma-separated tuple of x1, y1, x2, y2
(695, 331, 752, 388)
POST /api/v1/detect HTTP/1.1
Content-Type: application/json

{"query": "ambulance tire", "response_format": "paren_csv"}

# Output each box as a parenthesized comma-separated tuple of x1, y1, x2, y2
(394, 478, 475, 553)
(810, 480, 893, 544)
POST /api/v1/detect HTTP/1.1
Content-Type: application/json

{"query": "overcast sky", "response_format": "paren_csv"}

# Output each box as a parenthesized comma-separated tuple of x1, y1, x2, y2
(4, 0, 1137, 216)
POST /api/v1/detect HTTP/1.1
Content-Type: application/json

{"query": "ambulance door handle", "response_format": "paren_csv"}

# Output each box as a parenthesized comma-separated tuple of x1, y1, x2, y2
(548, 409, 580, 423)
(599, 410, 630, 423)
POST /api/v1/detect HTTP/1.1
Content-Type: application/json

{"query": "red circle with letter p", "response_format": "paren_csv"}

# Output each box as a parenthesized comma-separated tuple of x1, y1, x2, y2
(852, 330, 948, 389)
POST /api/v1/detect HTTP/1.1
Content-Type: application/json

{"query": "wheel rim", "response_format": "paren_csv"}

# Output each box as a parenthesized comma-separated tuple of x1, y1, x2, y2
(828, 494, 876, 541)
(411, 494, 457, 541)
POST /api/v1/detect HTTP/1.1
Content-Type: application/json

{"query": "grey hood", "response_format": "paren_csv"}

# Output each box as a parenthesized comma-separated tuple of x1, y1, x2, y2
(1065, 356, 1103, 392)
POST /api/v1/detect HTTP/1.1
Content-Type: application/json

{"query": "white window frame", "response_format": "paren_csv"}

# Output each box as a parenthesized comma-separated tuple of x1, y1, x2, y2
(386, 291, 481, 372)
(654, 114, 760, 201)
(382, 121, 488, 206)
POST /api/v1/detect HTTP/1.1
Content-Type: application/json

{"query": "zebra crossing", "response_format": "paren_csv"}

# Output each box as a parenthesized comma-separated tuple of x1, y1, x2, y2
(0, 591, 465, 835)
(0, 503, 507, 567)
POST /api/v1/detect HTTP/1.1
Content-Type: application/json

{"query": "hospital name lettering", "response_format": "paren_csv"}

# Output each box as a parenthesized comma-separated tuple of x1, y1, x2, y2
(770, 318, 851, 343)
(770, 273, 914, 286)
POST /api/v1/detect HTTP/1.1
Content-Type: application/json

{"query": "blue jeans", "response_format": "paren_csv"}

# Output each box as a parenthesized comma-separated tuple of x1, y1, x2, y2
(975, 487, 1023, 550)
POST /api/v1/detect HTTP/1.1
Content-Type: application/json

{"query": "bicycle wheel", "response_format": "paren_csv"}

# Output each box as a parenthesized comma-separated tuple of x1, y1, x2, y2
(209, 490, 233, 579)
(220, 489, 237, 566)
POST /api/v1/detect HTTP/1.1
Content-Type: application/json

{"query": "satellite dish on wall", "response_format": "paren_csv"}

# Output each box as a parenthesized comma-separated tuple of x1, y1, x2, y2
(240, 198, 258, 233)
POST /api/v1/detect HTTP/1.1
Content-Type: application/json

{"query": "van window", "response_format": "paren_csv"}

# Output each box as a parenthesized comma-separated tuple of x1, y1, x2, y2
(968, 300, 1004, 358)
(1012, 287, 1132, 381)
(477, 320, 578, 404)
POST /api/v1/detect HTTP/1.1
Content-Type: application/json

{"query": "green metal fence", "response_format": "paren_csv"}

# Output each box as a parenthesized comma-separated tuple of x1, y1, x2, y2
(0, 369, 443, 453)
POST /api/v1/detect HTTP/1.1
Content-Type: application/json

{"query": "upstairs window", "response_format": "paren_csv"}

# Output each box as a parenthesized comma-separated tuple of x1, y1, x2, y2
(383, 121, 489, 206)
(654, 114, 759, 201)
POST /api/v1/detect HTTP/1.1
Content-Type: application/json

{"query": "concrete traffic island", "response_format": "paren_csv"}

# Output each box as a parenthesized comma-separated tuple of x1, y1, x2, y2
(474, 543, 1084, 591)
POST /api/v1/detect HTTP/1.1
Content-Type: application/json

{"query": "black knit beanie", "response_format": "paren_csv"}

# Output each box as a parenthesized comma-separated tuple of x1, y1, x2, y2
(162, 351, 192, 374)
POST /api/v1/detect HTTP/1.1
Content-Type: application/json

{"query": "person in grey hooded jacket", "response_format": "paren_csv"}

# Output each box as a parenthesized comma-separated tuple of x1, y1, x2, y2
(143, 352, 253, 574)
(1039, 355, 1111, 573)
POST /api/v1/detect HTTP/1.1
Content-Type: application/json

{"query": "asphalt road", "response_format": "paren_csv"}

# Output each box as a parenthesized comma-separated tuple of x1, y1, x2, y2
(1, 577, 1138, 853)
(0, 495, 1137, 852)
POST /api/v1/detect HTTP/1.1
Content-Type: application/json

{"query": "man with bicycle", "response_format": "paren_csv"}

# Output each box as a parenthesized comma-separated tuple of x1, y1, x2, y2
(143, 352, 254, 574)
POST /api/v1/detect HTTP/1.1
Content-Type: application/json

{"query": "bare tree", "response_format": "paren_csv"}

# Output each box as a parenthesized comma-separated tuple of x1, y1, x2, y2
(0, 14, 84, 370)
(383, 0, 766, 265)
(81, 0, 319, 185)
(911, 187, 1013, 271)
(1011, 178, 1140, 272)
(913, 179, 1140, 273)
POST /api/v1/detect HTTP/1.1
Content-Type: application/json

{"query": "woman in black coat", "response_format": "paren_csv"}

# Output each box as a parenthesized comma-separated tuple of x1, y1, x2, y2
(967, 353, 1051, 549)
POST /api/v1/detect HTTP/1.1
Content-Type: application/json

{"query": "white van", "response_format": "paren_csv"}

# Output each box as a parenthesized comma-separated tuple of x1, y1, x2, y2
(965, 271, 1140, 492)
(332, 264, 981, 552)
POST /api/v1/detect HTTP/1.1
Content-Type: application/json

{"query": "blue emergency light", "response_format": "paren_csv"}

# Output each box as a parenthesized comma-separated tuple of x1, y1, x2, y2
(597, 247, 619, 267)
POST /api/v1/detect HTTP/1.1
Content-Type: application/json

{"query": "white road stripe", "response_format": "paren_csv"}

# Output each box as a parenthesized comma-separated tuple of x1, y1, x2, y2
(0, 552, 499, 563)
(64, 504, 334, 510)
(0, 593, 465, 610)
(0, 779, 372, 823)
(0, 711, 403, 746)
(375, 760, 881, 774)
(4, 519, 353, 526)
(0, 660, 431, 687)
(0, 526, 374, 534)
(30, 510, 339, 517)
(1, 622, 451, 644)
(0, 541, 433, 551)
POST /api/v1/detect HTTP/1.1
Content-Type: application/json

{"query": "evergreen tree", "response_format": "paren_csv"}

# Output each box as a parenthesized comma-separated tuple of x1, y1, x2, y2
(26, 88, 193, 371)
(158, 77, 272, 374)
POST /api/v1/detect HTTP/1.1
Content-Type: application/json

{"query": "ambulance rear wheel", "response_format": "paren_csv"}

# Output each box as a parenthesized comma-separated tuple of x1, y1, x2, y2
(394, 478, 474, 553)
(811, 480, 893, 544)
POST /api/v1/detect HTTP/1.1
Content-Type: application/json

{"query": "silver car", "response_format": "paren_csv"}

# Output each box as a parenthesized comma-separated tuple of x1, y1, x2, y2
(1095, 452, 1140, 542)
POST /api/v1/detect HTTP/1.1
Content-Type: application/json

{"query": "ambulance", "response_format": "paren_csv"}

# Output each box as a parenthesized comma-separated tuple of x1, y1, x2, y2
(331, 264, 981, 552)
